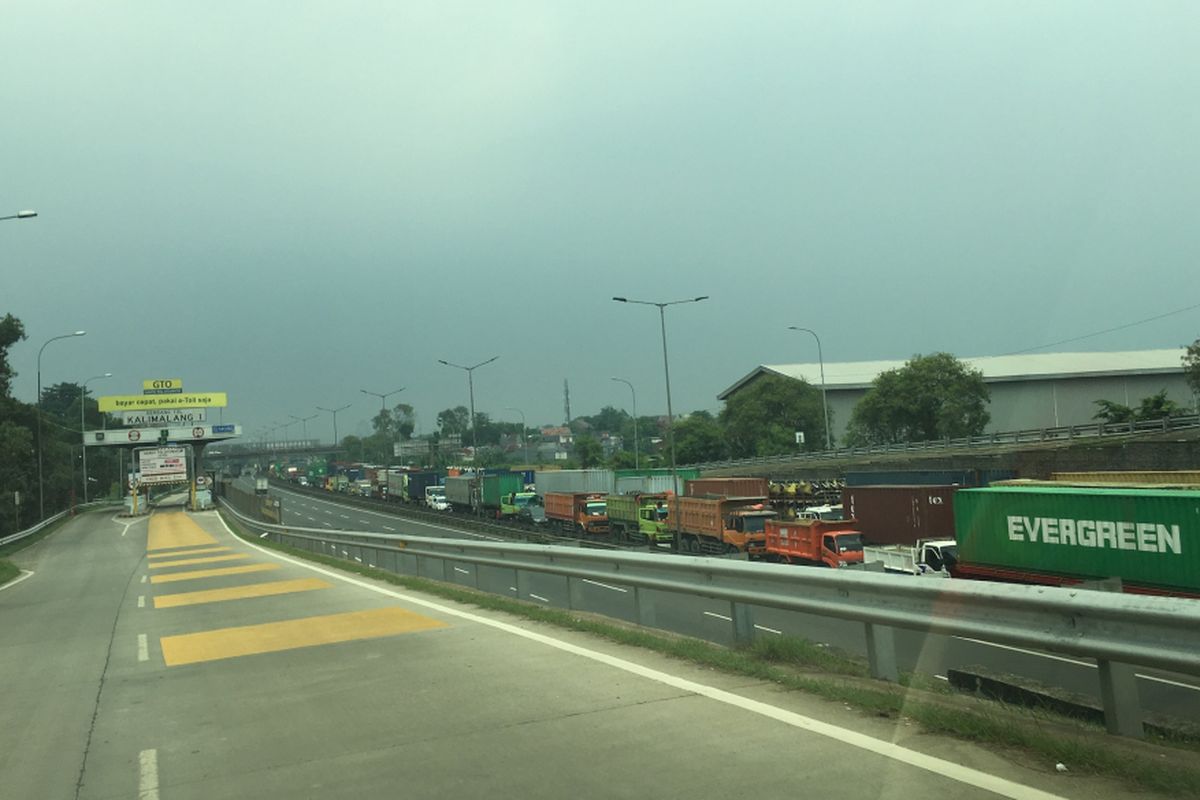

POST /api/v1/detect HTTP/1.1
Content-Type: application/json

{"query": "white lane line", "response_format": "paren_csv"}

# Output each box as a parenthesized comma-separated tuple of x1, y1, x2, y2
(141, 575, 147, 584)
(359, 520, 372, 526)
(323, 509, 333, 515)
(529, 593, 550, 603)
(754, 624, 783, 635)
(956, 636, 1200, 692)
(137, 634, 149, 662)
(271, 486, 504, 541)
(323, 522, 333, 527)
(138, 595, 145, 608)
(339, 514, 350, 520)
(0, 570, 35, 592)
(508, 586, 518, 592)
(138, 748, 160, 800)
(307, 516, 317, 522)
(354, 557, 363, 563)
(582, 578, 628, 593)
(703, 611, 732, 622)
(935, 675, 949, 682)
(217, 514, 1070, 800)
(382, 525, 396, 532)
(454, 567, 471, 575)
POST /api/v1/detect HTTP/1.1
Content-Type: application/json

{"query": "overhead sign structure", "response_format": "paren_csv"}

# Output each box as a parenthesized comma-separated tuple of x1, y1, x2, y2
(138, 446, 188, 485)
(121, 410, 207, 426)
(143, 378, 183, 395)
(98, 392, 227, 412)
(85, 424, 242, 446)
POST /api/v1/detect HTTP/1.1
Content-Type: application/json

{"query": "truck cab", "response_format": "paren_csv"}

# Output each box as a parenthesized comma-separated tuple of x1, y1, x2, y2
(500, 491, 539, 519)
(638, 501, 671, 542)
(725, 509, 776, 554)
(424, 485, 449, 511)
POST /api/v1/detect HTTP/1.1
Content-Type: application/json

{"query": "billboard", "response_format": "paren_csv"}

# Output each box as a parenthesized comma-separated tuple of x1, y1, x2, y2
(138, 446, 188, 485)
(98, 392, 227, 412)
(121, 410, 206, 426)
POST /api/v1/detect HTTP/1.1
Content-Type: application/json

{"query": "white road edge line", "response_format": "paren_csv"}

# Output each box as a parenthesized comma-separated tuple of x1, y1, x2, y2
(703, 611, 732, 621)
(215, 513, 1069, 800)
(0, 570, 35, 592)
(582, 578, 628, 593)
(139, 748, 160, 800)
(137, 634, 149, 662)
(955, 637, 1200, 691)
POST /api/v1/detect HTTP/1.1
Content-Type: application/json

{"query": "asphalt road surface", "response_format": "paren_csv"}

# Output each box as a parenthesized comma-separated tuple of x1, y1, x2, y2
(0, 504, 1149, 800)
(266, 483, 1200, 725)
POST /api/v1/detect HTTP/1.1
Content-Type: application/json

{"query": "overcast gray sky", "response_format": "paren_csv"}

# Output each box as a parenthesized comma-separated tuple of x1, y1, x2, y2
(4, 2, 1198, 441)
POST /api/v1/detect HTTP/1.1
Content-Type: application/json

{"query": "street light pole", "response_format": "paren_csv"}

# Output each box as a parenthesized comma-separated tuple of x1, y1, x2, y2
(290, 413, 318, 443)
(437, 357, 499, 463)
(316, 404, 351, 450)
(80, 372, 112, 503)
(37, 330, 86, 519)
(360, 387, 405, 462)
(0, 210, 37, 222)
(613, 296, 707, 552)
(610, 377, 638, 470)
(787, 326, 832, 450)
(504, 407, 528, 465)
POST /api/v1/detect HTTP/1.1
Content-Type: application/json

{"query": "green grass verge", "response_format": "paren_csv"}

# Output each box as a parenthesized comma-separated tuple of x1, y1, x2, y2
(0, 558, 18, 587)
(219, 509, 1200, 798)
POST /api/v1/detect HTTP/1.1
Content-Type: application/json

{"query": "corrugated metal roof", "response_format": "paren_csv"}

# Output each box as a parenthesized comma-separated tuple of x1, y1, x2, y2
(717, 349, 1188, 399)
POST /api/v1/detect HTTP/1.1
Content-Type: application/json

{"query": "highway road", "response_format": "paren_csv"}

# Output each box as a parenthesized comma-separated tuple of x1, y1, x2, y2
(265, 482, 1200, 726)
(0, 504, 1124, 800)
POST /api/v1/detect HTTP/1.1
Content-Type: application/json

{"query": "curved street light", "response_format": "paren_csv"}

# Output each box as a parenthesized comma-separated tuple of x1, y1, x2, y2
(0, 209, 37, 222)
(610, 376, 638, 470)
(81, 372, 112, 503)
(787, 326, 832, 450)
(290, 413, 319, 442)
(612, 296, 707, 551)
(316, 404, 351, 448)
(437, 356, 499, 463)
(37, 330, 87, 518)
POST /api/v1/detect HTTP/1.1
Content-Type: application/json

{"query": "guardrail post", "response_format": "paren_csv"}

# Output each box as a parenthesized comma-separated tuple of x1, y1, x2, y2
(633, 587, 657, 627)
(730, 602, 755, 646)
(566, 575, 584, 610)
(1098, 660, 1144, 739)
(864, 622, 899, 682)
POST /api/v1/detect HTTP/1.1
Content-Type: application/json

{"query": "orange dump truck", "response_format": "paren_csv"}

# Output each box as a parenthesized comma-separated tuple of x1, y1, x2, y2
(543, 492, 609, 536)
(763, 518, 865, 568)
(674, 496, 776, 555)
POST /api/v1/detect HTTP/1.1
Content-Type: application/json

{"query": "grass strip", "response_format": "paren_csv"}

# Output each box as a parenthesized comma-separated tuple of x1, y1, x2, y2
(220, 509, 1200, 798)
(0, 559, 18, 587)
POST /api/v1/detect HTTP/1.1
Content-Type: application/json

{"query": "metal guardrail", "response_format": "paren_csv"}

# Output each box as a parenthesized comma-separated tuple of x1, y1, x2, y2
(219, 498, 1200, 739)
(0, 500, 122, 548)
(686, 413, 1200, 471)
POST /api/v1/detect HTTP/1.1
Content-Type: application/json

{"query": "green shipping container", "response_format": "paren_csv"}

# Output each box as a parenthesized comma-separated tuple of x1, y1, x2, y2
(615, 468, 701, 481)
(954, 486, 1200, 594)
(479, 473, 525, 508)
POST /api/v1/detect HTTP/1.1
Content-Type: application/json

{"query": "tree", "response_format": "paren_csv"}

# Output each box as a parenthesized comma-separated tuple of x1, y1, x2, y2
(1184, 340, 1200, 400)
(1092, 399, 1134, 424)
(573, 433, 604, 468)
(436, 406, 469, 436)
(0, 313, 26, 398)
(391, 403, 415, 440)
(719, 374, 828, 458)
(846, 353, 990, 445)
(673, 410, 728, 464)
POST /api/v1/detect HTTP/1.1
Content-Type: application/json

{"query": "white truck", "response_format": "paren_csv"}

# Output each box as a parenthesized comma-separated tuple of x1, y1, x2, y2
(255, 476, 269, 495)
(424, 485, 450, 511)
(861, 539, 957, 576)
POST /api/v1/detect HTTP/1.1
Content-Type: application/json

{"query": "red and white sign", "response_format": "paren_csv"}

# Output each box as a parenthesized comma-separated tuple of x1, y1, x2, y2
(193, 427, 205, 438)
(138, 446, 188, 485)
(128, 430, 141, 442)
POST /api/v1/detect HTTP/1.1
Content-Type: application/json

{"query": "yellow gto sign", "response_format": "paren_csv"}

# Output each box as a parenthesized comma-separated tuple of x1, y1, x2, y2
(143, 378, 183, 392)
(99, 393, 227, 412)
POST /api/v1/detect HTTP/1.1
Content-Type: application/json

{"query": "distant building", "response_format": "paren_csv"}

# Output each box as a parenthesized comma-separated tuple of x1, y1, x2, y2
(718, 349, 1195, 441)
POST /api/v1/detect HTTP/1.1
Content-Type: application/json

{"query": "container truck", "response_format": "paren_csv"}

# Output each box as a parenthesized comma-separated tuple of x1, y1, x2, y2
(534, 469, 615, 495)
(401, 471, 443, 504)
(861, 539, 957, 576)
(845, 469, 1015, 487)
(543, 492, 609, 536)
(952, 485, 1200, 597)
(424, 485, 449, 511)
(442, 473, 525, 515)
(255, 477, 269, 495)
(763, 518, 864, 567)
(499, 488, 540, 520)
(606, 492, 671, 546)
(675, 496, 776, 555)
(443, 475, 474, 511)
(841, 485, 958, 546)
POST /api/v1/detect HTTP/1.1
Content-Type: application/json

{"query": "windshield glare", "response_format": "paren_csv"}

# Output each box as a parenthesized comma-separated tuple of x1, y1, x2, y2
(586, 502, 606, 515)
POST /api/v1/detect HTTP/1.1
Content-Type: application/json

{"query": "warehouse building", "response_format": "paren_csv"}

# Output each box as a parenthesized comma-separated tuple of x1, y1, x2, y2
(717, 349, 1196, 442)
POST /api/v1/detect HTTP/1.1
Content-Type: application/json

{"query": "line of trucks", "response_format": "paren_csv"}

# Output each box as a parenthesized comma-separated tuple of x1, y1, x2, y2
(311, 465, 1200, 598)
